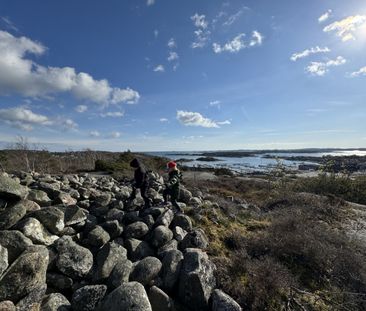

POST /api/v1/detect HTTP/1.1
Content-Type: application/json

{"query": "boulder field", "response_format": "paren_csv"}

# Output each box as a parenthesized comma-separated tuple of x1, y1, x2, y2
(0, 171, 241, 311)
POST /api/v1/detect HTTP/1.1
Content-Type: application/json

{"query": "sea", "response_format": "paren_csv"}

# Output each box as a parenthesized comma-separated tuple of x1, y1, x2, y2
(144, 150, 366, 173)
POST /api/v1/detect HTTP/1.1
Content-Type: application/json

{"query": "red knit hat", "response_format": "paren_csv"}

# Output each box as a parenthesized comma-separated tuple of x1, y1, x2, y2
(167, 161, 177, 169)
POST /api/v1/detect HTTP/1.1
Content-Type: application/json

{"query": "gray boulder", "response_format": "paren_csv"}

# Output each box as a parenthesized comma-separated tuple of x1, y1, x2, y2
(37, 181, 61, 198)
(0, 245, 49, 302)
(173, 226, 187, 242)
(22, 199, 41, 212)
(105, 208, 124, 222)
(155, 209, 174, 227)
(0, 230, 33, 263)
(180, 229, 209, 251)
(41, 293, 71, 311)
(94, 242, 127, 281)
(16, 283, 47, 311)
(125, 238, 154, 261)
(178, 248, 216, 311)
(108, 258, 133, 289)
(0, 244, 8, 276)
(87, 225, 110, 248)
(148, 286, 174, 311)
(28, 189, 52, 206)
(171, 214, 192, 232)
(211, 289, 242, 311)
(157, 239, 178, 259)
(0, 200, 26, 230)
(55, 236, 93, 279)
(72, 284, 107, 311)
(124, 221, 149, 239)
(151, 226, 173, 248)
(56, 192, 77, 206)
(0, 174, 29, 200)
(0, 301, 15, 311)
(19, 217, 59, 246)
(161, 250, 183, 292)
(178, 188, 193, 204)
(101, 220, 123, 239)
(129, 256, 162, 286)
(95, 193, 111, 206)
(99, 282, 152, 311)
(46, 272, 73, 290)
(32, 206, 65, 234)
(64, 205, 87, 226)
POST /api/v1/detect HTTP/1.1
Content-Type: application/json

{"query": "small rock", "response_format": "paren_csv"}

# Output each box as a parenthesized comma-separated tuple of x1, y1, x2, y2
(72, 284, 107, 311)
(148, 286, 174, 311)
(32, 206, 65, 235)
(28, 189, 52, 206)
(157, 240, 178, 259)
(0, 200, 26, 230)
(108, 258, 133, 289)
(0, 175, 29, 200)
(0, 230, 33, 263)
(173, 226, 187, 242)
(105, 208, 124, 222)
(41, 293, 71, 311)
(129, 256, 162, 286)
(55, 236, 93, 279)
(87, 225, 110, 248)
(64, 205, 87, 226)
(56, 192, 77, 206)
(99, 282, 152, 311)
(180, 229, 209, 250)
(211, 289, 242, 311)
(101, 220, 123, 239)
(125, 238, 154, 261)
(16, 284, 46, 311)
(22, 199, 41, 212)
(19, 217, 59, 246)
(124, 221, 149, 239)
(0, 245, 49, 302)
(0, 301, 15, 311)
(0, 244, 8, 276)
(46, 272, 73, 290)
(161, 250, 183, 292)
(151, 226, 173, 248)
(155, 209, 174, 227)
(95, 193, 111, 206)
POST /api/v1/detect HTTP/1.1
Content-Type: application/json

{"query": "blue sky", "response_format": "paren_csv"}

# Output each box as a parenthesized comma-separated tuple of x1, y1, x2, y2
(0, 0, 365, 151)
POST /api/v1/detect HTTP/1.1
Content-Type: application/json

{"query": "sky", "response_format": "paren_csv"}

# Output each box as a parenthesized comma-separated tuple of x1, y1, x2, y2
(0, 0, 365, 152)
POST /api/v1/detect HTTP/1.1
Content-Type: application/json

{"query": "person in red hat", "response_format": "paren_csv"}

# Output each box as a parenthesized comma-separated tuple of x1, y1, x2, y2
(163, 161, 183, 212)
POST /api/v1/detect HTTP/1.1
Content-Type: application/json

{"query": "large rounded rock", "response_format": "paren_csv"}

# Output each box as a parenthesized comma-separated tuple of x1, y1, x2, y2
(0, 200, 26, 230)
(125, 238, 154, 261)
(171, 214, 192, 232)
(178, 188, 193, 204)
(28, 189, 52, 206)
(87, 225, 110, 248)
(99, 282, 152, 311)
(210, 289, 242, 311)
(0, 230, 33, 263)
(180, 229, 209, 251)
(56, 192, 77, 206)
(129, 256, 162, 286)
(157, 239, 178, 259)
(0, 174, 29, 200)
(0, 301, 15, 311)
(161, 250, 183, 292)
(178, 248, 216, 311)
(16, 284, 47, 311)
(148, 286, 174, 311)
(124, 221, 149, 239)
(19, 217, 59, 246)
(0, 245, 49, 302)
(108, 258, 133, 289)
(151, 226, 173, 248)
(41, 293, 71, 311)
(155, 209, 174, 227)
(72, 284, 107, 311)
(32, 206, 65, 234)
(64, 205, 87, 226)
(101, 220, 123, 239)
(55, 236, 93, 279)
(0, 244, 9, 277)
(94, 242, 127, 281)
(95, 193, 111, 206)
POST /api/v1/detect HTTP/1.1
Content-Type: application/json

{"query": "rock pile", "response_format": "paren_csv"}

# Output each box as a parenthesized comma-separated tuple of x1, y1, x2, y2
(0, 171, 241, 310)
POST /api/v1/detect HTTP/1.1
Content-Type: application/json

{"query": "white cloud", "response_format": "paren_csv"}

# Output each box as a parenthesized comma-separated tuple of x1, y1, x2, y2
(306, 56, 346, 76)
(90, 130, 100, 137)
(62, 118, 78, 130)
(318, 9, 332, 23)
(0, 106, 52, 131)
(159, 118, 168, 122)
(176, 110, 219, 128)
(223, 9, 245, 27)
(323, 15, 366, 41)
(154, 29, 159, 38)
(291, 46, 330, 61)
(147, 0, 155, 6)
(167, 51, 179, 62)
(249, 31, 263, 47)
(110, 131, 121, 138)
(349, 66, 366, 77)
(217, 120, 231, 125)
(100, 111, 124, 118)
(1, 16, 19, 32)
(209, 100, 221, 108)
(0, 30, 140, 106)
(191, 13, 208, 29)
(167, 38, 176, 49)
(153, 65, 165, 72)
(213, 31, 263, 53)
(75, 105, 88, 113)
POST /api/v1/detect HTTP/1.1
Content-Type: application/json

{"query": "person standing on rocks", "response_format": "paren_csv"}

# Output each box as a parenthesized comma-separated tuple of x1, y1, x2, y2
(163, 161, 183, 213)
(129, 158, 152, 209)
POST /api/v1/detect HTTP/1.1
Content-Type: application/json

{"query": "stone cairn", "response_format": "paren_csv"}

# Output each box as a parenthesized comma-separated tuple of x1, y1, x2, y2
(0, 171, 241, 311)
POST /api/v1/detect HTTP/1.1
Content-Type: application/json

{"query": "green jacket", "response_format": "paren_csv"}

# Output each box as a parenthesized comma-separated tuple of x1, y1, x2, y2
(166, 170, 182, 192)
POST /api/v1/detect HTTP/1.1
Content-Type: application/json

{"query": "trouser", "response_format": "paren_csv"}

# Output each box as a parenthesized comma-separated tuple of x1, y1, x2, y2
(130, 183, 152, 208)
(163, 187, 180, 209)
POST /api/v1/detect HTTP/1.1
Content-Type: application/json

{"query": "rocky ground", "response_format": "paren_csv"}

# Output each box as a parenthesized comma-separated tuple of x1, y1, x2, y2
(0, 171, 242, 311)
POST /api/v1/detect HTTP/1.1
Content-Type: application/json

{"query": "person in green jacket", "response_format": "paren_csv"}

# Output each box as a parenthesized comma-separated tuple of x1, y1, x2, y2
(163, 161, 183, 212)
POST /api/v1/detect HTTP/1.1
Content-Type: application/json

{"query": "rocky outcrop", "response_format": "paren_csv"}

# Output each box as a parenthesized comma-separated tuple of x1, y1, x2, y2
(0, 171, 240, 310)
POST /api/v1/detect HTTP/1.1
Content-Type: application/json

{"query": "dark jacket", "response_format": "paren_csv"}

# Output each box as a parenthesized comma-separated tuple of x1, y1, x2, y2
(130, 158, 147, 188)
(167, 169, 182, 193)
